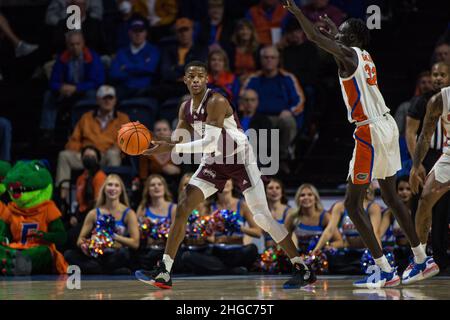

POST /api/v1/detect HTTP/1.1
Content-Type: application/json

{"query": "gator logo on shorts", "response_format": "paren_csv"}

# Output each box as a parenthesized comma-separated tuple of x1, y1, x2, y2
(356, 173, 369, 181)
(202, 168, 216, 179)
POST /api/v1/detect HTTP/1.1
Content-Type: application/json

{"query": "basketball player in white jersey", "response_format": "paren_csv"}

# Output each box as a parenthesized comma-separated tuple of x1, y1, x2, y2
(135, 60, 316, 289)
(282, 0, 430, 288)
(408, 65, 450, 283)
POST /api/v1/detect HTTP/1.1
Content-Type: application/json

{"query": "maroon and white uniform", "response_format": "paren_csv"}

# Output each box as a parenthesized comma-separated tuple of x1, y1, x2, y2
(184, 89, 262, 198)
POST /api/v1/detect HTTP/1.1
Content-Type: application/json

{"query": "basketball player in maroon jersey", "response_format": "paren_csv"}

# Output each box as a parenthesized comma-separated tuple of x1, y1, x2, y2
(135, 61, 316, 289)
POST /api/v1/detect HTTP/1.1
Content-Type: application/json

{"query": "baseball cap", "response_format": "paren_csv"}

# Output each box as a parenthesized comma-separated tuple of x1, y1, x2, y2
(129, 16, 148, 32)
(175, 18, 193, 31)
(97, 85, 116, 98)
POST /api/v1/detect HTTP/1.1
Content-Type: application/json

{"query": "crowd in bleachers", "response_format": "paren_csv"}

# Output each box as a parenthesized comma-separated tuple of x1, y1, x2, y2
(0, 0, 449, 276)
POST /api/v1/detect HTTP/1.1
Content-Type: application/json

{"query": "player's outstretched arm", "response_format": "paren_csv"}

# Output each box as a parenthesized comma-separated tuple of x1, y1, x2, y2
(141, 101, 192, 156)
(410, 92, 443, 193)
(281, 0, 354, 64)
(173, 93, 227, 154)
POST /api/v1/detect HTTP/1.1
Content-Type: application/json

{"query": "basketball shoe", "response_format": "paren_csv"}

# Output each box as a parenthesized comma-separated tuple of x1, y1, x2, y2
(402, 256, 439, 285)
(353, 266, 400, 288)
(283, 263, 316, 289)
(135, 261, 172, 289)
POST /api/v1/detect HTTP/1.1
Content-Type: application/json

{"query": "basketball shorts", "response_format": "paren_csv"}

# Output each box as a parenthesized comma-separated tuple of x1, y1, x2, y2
(189, 148, 262, 199)
(430, 153, 450, 183)
(348, 113, 401, 184)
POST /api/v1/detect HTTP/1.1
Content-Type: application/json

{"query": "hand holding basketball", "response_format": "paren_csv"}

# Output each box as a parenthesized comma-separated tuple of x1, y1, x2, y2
(141, 140, 175, 156)
(117, 121, 152, 155)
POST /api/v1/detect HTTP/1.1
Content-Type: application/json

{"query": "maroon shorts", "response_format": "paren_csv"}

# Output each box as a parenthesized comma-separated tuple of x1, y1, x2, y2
(189, 160, 262, 198)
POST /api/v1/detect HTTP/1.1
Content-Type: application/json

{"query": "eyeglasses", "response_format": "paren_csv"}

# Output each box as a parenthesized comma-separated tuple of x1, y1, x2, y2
(262, 55, 278, 59)
(101, 95, 115, 100)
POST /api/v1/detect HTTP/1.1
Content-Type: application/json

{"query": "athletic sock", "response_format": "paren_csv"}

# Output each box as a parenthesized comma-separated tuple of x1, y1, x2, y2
(290, 256, 308, 269)
(374, 255, 393, 273)
(421, 243, 427, 254)
(412, 245, 427, 264)
(162, 254, 174, 273)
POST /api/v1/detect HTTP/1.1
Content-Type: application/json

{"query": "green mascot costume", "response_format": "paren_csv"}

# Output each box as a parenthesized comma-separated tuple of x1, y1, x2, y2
(0, 160, 68, 275)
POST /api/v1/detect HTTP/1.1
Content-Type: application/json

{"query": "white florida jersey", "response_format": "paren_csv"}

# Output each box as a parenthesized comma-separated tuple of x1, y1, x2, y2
(339, 47, 390, 124)
(441, 86, 450, 155)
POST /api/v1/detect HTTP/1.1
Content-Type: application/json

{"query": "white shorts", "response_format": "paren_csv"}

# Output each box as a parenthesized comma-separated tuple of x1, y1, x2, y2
(348, 113, 401, 184)
(430, 153, 450, 183)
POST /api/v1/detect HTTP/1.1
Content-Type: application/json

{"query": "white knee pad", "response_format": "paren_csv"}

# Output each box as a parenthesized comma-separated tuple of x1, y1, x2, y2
(244, 180, 288, 243)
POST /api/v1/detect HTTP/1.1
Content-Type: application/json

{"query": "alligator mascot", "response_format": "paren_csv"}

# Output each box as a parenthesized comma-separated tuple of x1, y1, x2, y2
(0, 160, 68, 275)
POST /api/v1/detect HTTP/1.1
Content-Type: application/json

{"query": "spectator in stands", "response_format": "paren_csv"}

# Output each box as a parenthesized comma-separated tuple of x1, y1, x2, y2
(285, 183, 343, 254)
(225, 19, 261, 83)
(45, 0, 103, 26)
(64, 174, 140, 274)
(0, 13, 38, 57)
(138, 119, 181, 181)
(300, 0, 345, 28)
(156, 18, 208, 102)
(39, 30, 104, 140)
(242, 45, 305, 174)
(279, 19, 319, 132)
(48, 0, 105, 54)
(110, 16, 160, 101)
(238, 89, 271, 133)
(198, 0, 233, 48)
(433, 41, 450, 64)
(207, 48, 240, 102)
(114, 1, 136, 51)
(131, 0, 178, 41)
(0, 117, 11, 162)
(136, 174, 177, 270)
(66, 145, 107, 248)
(56, 85, 129, 202)
(394, 71, 432, 175)
(246, 0, 288, 46)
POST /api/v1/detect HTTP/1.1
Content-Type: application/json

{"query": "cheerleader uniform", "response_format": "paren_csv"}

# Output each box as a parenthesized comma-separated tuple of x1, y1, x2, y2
(294, 210, 327, 253)
(65, 208, 133, 274)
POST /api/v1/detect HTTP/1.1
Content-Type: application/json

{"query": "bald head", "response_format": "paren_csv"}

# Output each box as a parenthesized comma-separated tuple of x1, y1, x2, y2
(431, 61, 450, 90)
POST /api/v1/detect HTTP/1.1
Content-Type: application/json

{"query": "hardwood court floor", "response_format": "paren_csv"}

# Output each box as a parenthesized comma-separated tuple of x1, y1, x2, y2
(0, 275, 449, 300)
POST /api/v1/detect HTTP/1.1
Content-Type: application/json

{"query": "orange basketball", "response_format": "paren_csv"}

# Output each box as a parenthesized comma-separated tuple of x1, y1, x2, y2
(117, 122, 152, 155)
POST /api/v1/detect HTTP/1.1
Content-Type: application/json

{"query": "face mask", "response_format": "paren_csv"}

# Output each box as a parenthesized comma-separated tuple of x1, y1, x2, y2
(82, 157, 98, 171)
(119, 1, 132, 14)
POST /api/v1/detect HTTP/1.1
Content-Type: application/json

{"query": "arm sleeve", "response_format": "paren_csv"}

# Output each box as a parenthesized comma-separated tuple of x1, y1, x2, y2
(174, 124, 222, 154)
(42, 218, 67, 246)
(109, 51, 128, 81)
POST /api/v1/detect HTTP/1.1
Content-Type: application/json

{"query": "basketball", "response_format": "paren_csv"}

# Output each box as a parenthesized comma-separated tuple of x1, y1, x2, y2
(117, 122, 152, 155)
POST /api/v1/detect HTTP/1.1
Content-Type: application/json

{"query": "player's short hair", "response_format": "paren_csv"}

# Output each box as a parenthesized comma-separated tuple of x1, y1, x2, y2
(184, 60, 208, 73)
(346, 18, 370, 49)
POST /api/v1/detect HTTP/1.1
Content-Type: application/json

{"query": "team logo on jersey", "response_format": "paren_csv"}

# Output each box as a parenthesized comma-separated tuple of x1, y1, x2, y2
(356, 173, 369, 181)
(202, 168, 216, 179)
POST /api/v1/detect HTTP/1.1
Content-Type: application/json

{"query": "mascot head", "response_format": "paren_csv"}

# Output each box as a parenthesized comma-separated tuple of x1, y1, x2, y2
(3, 160, 53, 208)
